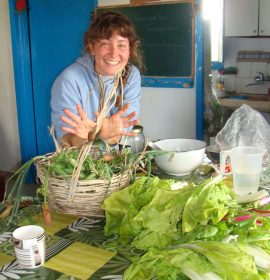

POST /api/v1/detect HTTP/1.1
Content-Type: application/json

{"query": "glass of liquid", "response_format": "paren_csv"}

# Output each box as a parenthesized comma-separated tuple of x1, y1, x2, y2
(220, 146, 265, 196)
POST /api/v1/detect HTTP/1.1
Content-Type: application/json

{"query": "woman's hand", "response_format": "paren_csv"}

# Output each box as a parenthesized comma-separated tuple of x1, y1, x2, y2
(60, 103, 139, 146)
(98, 103, 139, 143)
(61, 105, 96, 140)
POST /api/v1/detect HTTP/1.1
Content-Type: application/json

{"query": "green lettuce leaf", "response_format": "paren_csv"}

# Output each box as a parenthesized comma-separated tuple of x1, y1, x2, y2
(182, 177, 237, 233)
(132, 182, 196, 234)
(124, 247, 216, 280)
(103, 177, 177, 243)
(131, 229, 180, 251)
(180, 241, 261, 280)
(180, 221, 230, 243)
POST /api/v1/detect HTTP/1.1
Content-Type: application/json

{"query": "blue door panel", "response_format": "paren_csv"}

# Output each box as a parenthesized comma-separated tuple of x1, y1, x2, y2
(9, 1, 37, 163)
(28, 0, 97, 155)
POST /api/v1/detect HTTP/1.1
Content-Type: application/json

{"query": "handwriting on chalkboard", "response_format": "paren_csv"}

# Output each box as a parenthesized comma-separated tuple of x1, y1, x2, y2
(134, 14, 169, 22)
(143, 42, 186, 50)
(147, 26, 182, 32)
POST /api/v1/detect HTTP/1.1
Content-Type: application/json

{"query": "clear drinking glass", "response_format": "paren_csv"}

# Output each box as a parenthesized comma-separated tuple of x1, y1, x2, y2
(126, 125, 145, 153)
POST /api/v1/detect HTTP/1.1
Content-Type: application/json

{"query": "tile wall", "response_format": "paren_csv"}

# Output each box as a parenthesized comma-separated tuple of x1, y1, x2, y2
(220, 39, 270, 124)
(223, 51, 270, 95)
(223, 62, 270, 94)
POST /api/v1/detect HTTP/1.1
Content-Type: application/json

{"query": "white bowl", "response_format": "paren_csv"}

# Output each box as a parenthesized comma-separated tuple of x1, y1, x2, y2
(153, 138, 206, 176)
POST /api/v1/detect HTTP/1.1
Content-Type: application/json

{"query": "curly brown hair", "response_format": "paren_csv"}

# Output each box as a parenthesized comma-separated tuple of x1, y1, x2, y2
(84, 11, 143, 72)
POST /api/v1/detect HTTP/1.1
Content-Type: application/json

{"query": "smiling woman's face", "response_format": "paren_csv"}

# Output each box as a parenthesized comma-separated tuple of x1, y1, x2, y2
(89, 32, 130, 76)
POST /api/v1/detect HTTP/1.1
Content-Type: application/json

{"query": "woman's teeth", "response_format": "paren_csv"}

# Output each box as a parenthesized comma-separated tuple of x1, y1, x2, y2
(105, 60, 120, 65)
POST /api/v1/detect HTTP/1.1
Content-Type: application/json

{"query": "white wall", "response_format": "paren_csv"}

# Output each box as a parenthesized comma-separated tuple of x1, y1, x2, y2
(140, 87, 196, 141)
(224, 37, 270, 67)
(0, 0, 21, 172)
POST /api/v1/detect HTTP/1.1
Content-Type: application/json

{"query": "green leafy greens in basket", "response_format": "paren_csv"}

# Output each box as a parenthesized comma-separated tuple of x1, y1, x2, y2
(1, 141, 163, 224)
(41, 147, 141, 180)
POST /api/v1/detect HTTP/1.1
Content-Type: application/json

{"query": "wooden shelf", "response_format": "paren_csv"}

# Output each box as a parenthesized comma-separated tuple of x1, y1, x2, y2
(219, 96, 270, 113)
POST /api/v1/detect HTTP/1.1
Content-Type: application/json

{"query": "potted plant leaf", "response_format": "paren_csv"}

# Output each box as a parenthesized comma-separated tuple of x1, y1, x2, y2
(36, 171, 51, 226)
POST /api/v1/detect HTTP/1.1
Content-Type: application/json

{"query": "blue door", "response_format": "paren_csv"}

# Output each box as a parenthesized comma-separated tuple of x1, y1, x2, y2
(9, 0, 97, 160)
(29, 0, 97, 155)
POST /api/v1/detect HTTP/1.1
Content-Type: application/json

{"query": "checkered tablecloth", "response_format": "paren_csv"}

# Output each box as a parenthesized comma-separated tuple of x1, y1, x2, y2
(0, 205, 136, 280)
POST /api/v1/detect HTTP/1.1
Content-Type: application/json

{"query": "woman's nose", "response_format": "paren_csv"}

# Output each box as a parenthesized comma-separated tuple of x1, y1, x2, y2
(109, 44, 118, 57)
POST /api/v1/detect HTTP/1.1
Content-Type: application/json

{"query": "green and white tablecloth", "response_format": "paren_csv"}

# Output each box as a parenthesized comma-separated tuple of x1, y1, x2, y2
(0, 205, 141, 280)
(0, 167, 217, 279)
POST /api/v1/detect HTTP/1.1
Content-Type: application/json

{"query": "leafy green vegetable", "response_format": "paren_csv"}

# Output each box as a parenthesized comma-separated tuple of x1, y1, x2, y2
(180, 241, 261, 280)
(180, 222, 230, 243)
(247, 245, 270, 273)
(182, 176, 237, 233)
(103, 175, 239, 251)
(124, 241, 270, 280)
(124, 247, 217, 280)
(103, 177, 177, 243)
(103, 174, 270, 279)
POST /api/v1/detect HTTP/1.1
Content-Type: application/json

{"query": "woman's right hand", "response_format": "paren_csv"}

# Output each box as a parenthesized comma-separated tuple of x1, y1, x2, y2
(60, 104, 96, 140)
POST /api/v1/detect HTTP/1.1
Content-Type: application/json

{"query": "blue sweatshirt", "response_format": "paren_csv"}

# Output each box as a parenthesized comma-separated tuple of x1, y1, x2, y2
(51, 53, 141, 139)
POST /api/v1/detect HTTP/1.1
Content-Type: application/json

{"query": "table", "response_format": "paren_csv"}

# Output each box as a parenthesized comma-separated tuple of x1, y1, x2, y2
(0, 204, 139, 280)
(0, 167, 216, 279)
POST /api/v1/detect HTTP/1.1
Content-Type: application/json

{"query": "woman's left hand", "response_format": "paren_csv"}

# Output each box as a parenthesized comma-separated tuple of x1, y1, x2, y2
(98, 103, 139, 142)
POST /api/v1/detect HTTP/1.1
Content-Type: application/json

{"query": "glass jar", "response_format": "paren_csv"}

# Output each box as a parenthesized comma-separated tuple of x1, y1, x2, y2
(126, 125, 145, 153)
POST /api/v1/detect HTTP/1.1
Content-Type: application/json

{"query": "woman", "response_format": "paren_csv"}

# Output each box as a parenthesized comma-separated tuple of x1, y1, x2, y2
(51, 11, 143, 147)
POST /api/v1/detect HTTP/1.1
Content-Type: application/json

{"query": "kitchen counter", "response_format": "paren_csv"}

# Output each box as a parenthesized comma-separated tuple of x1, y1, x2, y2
(219, 93, 270, 113)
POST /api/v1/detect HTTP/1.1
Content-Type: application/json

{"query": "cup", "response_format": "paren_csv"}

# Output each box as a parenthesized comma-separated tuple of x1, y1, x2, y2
(12, 225, 46, 268)
(220, 146, 265, 196)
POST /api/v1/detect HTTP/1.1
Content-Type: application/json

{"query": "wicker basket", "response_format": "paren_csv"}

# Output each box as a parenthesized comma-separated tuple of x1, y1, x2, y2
(35, 155, 131, 217)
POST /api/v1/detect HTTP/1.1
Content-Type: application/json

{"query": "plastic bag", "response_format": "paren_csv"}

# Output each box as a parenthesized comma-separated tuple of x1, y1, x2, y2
(216, 104, 270, 164)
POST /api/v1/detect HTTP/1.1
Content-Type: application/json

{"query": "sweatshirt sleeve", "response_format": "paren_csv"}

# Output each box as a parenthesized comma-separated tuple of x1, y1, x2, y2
(50, 68, 82, 140)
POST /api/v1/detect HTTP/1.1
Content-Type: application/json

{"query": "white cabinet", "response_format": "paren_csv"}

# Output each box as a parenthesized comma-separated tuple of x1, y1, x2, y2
(259, 0, 270, 36)
(225, 0, 270, 37)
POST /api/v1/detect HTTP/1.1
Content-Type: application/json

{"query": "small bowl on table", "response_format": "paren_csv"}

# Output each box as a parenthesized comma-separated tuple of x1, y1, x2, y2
(152, 138, 206, 176)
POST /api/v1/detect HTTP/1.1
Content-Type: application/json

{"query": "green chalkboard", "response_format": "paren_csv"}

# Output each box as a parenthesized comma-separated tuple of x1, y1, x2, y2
(97, 3, 193, 77)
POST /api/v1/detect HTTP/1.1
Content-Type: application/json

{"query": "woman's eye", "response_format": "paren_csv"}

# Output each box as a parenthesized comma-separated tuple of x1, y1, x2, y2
(118, 43, 128, 49)
(100, 42, 110, 47)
